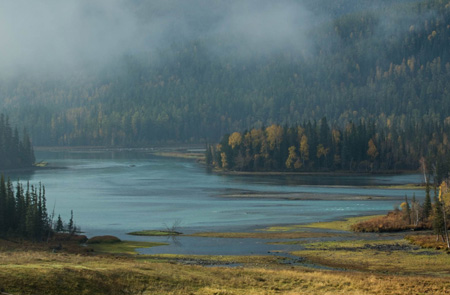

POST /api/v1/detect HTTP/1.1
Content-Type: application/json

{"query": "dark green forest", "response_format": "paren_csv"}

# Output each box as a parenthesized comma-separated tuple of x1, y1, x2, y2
(0, 114, 35, 170)
(0, 0, 449, 147)
(0, 176, 50, 241)
(0, 176, 76, 241)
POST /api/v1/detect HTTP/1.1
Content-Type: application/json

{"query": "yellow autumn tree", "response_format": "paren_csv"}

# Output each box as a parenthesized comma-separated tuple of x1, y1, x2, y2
(299, 134, 309, 165)
(316, 144, 330, 167)
(266, 124, 283, 150)
(367, 139, 379, 160)
(228, 132, 242, 149)
(220, 152, 228, 169)
(285, 146, 298, 169)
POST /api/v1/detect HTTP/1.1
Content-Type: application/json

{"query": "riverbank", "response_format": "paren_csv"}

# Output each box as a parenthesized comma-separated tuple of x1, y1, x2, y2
(1, 216, 450, 294)
(4, 245, 448, 295)
(34, 146, 422, 177)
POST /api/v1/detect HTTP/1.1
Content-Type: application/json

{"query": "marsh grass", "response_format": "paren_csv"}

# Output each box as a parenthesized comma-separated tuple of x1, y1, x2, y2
(190, 231, 334, 239)
(2, 246, 450, 295)
(350, 211, 431, 232)
(406, 234, 450, 251)
(263, 215, 382, 232)
(128, 230, 182, 236)
(89, 240, 167, 255)
(294, 239, 450, 276)
(86, 235, 121, 244)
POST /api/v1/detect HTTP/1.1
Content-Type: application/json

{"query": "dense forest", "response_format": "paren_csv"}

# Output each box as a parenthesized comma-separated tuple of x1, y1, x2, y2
(0, 177, 50, 240)
(0, 114, 35, 170)
(207, 117, 450, 172)
(0, 176, 76, 241)
(0, 0, 449, 147)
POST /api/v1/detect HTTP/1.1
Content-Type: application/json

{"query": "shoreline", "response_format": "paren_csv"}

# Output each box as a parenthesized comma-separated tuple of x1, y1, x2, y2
(2, 212, 450, 294)
(34, 146, 421, 177)
(213, 168, 421, 177)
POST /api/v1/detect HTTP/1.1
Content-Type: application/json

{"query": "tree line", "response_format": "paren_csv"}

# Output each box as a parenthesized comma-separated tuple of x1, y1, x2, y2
(0, 0, 449, 146)
(352, 171, 450, 249)
(0, 114, 34, 170)
(0, 175, 76, 241)
(207, 116, 450, 172)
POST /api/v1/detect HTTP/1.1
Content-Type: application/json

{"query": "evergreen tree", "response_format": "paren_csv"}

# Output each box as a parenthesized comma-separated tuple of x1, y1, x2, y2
(433, 195, 445, 241)
(0, 175, 6, 235)
(402, 195, 412, 225)
(68, 210, 74, 234)
(0, 176, 69, 241)
(423, 181, 432, 220)
(55, 215, 64, 232)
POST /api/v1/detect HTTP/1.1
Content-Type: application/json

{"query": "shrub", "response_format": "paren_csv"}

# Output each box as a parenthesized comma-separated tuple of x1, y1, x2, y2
(87, 236, 121, 244)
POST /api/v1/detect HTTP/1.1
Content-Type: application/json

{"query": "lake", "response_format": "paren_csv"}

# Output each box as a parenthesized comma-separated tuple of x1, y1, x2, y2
(11, 149, 424, 255)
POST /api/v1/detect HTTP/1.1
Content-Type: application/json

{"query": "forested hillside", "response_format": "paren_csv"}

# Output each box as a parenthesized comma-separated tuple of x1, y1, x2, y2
(0, 0, 449, 146)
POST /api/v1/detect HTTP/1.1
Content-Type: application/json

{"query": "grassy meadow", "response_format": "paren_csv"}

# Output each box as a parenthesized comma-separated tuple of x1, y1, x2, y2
(1, 215, 450, 295)
(1, 240, 449, 295)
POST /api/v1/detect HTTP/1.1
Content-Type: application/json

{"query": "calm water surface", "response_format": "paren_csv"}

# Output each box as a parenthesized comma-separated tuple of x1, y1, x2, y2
(12, 150, 423, 255)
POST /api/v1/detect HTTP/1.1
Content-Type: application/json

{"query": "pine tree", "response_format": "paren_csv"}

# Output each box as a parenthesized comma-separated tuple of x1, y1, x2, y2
(0, 175, 6, 235)
(433, 195, 445, 242)
(402, 195, 412, 225)
(411, 193, 419, 226)
(423, 181, 432, 220)
(56, 215, 64, 232)
(68, 210, 74, 234)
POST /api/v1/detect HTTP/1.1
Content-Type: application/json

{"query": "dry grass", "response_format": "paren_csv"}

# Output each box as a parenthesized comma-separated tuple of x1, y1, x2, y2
(406, 234, 450, 251)
(2, 227, 450, 294)
(1, 246, 450, 295)
(128, 230, 182, 236)
(294, 239, 450, 276)
(89, 240, 167, 255)
(350, 211, 431, 232)
(189, 231, 334, 239)
(262, 215, 383, 232)
(86, 235, 121, 244)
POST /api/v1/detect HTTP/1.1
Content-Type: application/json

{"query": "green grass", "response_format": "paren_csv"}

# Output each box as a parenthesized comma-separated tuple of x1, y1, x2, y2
(293, 238, 450, 276)
(363, 183, 424, 190)
(127, 230, 182, 236)
(87, 235, 121, 244)
(89, 240, 167, 255)
(263, 215, 383, 232)
(189, 231, 334, 239)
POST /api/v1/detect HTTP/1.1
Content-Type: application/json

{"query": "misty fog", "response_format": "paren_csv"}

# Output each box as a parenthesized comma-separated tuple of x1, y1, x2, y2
(0, 0, 423, 79)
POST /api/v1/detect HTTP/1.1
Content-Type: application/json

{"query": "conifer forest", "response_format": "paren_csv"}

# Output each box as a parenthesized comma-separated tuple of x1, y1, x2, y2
(0, 0, 448, 161)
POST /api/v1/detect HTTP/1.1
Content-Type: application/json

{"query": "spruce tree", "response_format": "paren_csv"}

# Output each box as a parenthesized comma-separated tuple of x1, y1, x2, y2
(423, 181, 432, 220)
(68, 210, 74, 234)
(56, 215, 64, 232)
(403, 195, 412, 225)
(433, 196, 445, 241)
(0, 175, 6, 235)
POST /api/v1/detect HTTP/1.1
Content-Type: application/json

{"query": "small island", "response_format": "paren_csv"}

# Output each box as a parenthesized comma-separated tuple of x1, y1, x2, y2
(127, 230, 182, 236)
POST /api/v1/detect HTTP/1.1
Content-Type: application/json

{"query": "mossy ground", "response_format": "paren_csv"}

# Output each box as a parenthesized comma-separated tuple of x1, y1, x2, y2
(127, 230, 182, 236)
(190, 231, 334, 239)
(89, 240, 167, 255)
(263, 215, 383, 232)
(293, 238, 450, 276)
